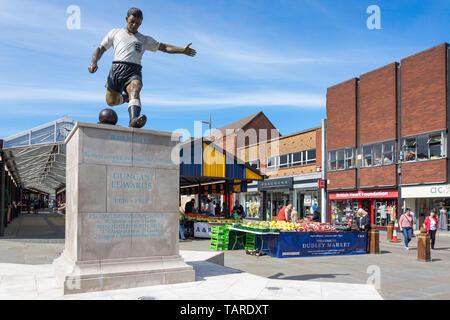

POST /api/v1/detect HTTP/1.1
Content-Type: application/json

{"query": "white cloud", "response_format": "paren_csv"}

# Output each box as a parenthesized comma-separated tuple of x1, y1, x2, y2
(1, 85, 324, 112)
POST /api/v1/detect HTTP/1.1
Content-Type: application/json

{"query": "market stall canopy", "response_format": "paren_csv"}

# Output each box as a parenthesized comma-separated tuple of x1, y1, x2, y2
(179, 138, 265, 195)
(1, 116, 75, 194)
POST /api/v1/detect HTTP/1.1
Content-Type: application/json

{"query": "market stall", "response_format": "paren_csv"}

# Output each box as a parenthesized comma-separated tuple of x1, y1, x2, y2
(223, 221, 368, 258)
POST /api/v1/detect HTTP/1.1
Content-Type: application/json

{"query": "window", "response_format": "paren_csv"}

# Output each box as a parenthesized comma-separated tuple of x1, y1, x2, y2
(292, 151, 302, 165)
(336, 150, 344, 170)
(345, 148, 355, 169)
(429, 134, 443, 158)
(328, 147, 355, 171)
(402, 131, 446, 162)
(279, 154, 289, 168)
(361, 141, 396, 167)
(246, 160, 260, 170)
(416, 135, 428, 160)
(328, 150, 337, 171)
(382, 141, 395, 165)
(267, 156, 277, 170)
(403, 137, 416, 161)
(306, 149, 316, 164)
(373, 143, 382, 166)
(363, 145, 373, 167)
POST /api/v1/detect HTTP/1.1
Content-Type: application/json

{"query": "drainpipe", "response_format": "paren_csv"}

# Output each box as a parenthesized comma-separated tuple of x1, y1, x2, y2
(321, 119, 327, 223)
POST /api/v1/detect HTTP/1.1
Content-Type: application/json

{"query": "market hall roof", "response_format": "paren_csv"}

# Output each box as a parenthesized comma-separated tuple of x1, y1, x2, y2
(179, 138, 265, 193)
(1, 116, 75, 194)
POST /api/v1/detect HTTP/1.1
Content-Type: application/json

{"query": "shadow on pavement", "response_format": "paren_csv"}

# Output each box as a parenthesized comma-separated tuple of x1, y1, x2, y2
(269, 272, 350, 281)
(187, 261, 243, 281)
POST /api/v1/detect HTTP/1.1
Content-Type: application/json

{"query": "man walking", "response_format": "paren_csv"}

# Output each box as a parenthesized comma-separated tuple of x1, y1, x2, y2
(89, 7, 196, 128)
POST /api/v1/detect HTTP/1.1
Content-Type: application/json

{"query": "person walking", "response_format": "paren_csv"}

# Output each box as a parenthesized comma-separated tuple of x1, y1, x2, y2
(399, 208, 414, 250)
(423, 209, 439, 250)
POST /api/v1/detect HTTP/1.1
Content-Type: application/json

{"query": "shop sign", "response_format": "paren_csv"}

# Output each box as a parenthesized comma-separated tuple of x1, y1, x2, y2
(258, 177, 293, 191)
(317, 179, 326, 189)
(258, 232, 367, 258)
(193, 222, 211, 238)
(329, 189, 398, 200)
(304, 195, 312, 205)
(401, 184, 450, 198)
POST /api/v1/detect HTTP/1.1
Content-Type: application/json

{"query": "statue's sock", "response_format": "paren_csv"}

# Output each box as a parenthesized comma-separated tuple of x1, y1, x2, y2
(128, 100, 146, 128)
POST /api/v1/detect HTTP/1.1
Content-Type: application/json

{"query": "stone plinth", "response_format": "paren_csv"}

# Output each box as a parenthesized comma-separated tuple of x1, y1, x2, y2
(53, 122, 194, 294)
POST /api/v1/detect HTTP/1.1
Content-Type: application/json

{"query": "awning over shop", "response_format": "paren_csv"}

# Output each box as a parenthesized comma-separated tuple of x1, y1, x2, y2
(179, 138, 265, 195)
(1, 117, 76, 194)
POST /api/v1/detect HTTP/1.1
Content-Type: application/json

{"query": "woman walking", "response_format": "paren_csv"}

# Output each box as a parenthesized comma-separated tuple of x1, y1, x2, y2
(423, 209, 439, 250)
(399, 208, 414, 250)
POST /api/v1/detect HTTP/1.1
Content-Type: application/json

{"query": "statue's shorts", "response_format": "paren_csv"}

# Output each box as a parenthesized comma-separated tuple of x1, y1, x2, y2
(105, 61, 143, 93)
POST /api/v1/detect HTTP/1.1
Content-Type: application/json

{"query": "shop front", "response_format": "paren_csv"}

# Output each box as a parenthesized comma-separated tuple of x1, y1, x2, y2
(401, 184, 450, 231)
(239, 173, 322, 221)
(329, 189, 398, 228)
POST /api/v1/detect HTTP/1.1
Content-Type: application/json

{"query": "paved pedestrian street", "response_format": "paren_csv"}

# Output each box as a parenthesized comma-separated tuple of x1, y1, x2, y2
(0, 212, 448, 299)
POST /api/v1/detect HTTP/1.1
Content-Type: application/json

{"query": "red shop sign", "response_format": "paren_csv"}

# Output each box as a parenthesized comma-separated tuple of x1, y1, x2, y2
(329, 189, 398, 200)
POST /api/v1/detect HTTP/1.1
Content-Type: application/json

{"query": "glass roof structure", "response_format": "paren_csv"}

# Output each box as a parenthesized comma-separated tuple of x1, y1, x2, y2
(2, 117, 75, 194)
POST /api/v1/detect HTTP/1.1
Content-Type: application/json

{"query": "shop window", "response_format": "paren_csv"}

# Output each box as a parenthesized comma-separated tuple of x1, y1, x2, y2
(345, 148, 355, 169)
(362, 145, 373, 167)
(402, 131, 446, 162)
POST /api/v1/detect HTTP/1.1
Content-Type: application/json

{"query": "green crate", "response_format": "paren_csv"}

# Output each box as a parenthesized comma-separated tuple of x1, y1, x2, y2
(228, 230, 245, 250)
(244, 233, 256, 250)
(210, 243, 228, 251)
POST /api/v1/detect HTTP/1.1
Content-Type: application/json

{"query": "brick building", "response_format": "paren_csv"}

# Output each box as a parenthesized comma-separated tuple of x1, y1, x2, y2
(326, 43, 449, 230)
(211, 111, 279, 157)
(237, 126, 323, 221)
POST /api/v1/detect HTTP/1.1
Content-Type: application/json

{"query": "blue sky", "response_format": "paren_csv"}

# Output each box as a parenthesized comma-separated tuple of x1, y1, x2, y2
(1, 0, 449, 139)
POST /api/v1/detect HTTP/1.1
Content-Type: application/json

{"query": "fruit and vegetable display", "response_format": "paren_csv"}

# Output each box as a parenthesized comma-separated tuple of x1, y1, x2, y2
(233, 220, 337, 233)
(184, 214, 242, 224)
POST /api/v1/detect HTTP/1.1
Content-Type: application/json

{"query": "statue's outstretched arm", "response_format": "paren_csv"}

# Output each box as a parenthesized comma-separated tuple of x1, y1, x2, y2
(158, 42, 196, 57)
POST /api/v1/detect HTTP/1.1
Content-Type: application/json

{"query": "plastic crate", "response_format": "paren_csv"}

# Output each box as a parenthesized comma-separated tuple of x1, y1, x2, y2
(210, 243, 229, 251)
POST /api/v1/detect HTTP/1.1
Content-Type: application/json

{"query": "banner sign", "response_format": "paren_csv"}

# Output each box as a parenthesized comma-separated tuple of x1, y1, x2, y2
(194, 222, 211, 238)
(256, 232, 367, 258)
(401, 184, 450, 198)
(258, 177, 293, 190)
(329, 189, 398, 200)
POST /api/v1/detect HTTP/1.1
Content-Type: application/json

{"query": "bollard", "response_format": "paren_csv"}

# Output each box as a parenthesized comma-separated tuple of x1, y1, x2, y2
(417, 226, 431, 262)
(369, 224, 380, 254)
(387, 220, 394, 241)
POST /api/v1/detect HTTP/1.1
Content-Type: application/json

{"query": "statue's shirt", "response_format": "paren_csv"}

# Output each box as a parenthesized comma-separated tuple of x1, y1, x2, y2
(100, 28, 160, 66)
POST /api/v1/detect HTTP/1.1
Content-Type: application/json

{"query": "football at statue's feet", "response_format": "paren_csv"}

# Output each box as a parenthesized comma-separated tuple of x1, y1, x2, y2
(98, 108, 118, 125)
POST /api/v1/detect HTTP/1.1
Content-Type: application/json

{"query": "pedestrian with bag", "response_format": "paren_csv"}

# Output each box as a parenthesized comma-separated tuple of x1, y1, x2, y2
(423, 209, 438, 250)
